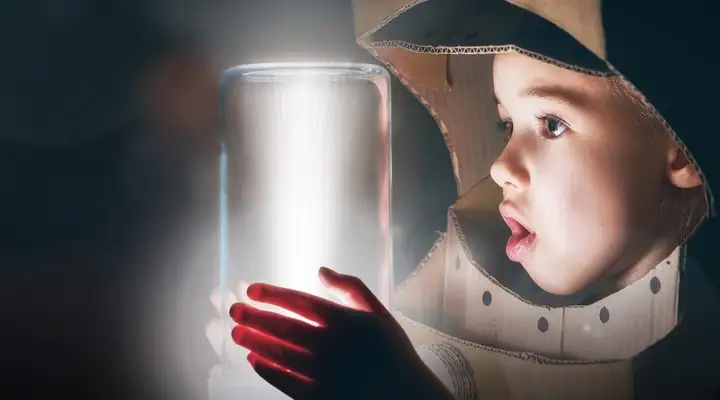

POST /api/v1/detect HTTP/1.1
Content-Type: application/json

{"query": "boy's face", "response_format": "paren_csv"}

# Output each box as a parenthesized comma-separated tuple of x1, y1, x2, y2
(491, 53, 671, 296)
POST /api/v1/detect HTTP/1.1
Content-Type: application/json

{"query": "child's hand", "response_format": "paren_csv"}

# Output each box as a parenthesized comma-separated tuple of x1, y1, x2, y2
(228, 267, 454, 400)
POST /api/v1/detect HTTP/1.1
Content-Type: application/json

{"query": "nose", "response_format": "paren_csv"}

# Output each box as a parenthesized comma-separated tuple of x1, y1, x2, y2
(490, 141, 530, 190)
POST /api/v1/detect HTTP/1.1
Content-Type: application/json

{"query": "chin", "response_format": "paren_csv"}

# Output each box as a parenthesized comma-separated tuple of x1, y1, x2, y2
(522, 261, 586, 297)
(539, 282, 583, 297)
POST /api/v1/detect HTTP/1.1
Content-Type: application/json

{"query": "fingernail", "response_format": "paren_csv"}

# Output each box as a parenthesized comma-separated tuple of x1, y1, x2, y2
(247, 352, 259, 368)
(246, 284, 262, 300)
(231, 325, 244, 344)
(228, 302, 242, 320)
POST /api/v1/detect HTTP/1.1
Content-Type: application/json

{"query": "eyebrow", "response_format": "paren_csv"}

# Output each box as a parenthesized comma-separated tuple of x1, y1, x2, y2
(495, 84, 590, 110)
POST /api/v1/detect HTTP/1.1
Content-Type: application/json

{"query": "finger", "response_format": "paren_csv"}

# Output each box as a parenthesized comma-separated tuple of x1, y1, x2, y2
(318, 267, 389, 316)
(233, 325, 315, 379)
(229, 302, 322, 351)
(246, 283, 340, 325)
(248, 352, 314, 400)
(225, 331, 250, 366)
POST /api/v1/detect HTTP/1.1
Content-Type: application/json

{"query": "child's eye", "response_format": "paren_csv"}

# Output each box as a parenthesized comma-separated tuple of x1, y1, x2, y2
(496, 120, 513, 139)
(538, 116, 569, 139)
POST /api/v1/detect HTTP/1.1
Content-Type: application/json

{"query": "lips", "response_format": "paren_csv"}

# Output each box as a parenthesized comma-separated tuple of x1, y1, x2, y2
(499, 201, 537, 262)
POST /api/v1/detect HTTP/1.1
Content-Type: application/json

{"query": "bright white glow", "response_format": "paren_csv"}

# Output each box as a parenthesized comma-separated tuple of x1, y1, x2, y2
(211, 65, 391, 399)
(260, 80, 342, 298)
(143, 62, 392, 400)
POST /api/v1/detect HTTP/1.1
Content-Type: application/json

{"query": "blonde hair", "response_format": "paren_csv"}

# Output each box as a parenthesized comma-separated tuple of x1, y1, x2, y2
(606, 76, 665, 131)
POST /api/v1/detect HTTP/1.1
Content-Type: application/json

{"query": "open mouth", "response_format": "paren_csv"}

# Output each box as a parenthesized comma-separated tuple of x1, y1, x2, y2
(500, 211, 537, 262)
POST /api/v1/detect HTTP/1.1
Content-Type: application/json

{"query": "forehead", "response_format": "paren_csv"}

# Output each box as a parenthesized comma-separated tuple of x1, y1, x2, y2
(493, 53, 606, 102)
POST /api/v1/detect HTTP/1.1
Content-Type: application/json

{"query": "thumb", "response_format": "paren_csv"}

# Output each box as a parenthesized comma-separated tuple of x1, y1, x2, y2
(318, 267, 389, 315)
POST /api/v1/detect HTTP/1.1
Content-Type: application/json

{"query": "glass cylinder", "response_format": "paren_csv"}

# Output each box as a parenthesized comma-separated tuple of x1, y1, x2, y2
(211, 62, 392, 399)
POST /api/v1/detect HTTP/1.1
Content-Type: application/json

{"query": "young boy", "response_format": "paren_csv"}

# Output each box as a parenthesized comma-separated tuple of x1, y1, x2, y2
(221, 1, 720, 398)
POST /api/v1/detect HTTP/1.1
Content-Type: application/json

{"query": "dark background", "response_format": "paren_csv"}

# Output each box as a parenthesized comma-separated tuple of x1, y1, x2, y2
(0, 1, 456, 398)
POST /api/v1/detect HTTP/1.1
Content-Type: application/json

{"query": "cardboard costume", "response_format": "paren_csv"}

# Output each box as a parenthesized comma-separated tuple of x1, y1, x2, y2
(351, 0, 720, 398)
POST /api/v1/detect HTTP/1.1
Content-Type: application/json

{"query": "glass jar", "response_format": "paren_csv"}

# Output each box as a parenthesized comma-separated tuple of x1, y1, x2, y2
(212, 62, 393, 399)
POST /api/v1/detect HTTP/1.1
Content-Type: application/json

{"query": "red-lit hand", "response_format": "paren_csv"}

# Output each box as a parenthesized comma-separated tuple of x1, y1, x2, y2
(228, 267, 454, 400)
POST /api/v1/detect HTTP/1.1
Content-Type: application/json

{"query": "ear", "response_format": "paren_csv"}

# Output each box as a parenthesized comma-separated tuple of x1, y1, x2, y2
(667, 146, 702, 189)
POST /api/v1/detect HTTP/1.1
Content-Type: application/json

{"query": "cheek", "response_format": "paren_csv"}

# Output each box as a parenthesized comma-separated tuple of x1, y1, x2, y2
(523, 136, 664, 293)
(534, 154, 633, 251)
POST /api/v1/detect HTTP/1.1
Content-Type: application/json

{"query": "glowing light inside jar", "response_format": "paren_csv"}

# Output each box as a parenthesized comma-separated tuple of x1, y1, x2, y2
(252, 81, 344, 298)
(216, 63, 392, 394)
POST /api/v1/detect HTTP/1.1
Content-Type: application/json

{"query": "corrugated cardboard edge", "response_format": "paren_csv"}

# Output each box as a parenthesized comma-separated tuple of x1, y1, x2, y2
(352, 0, 712, 233)
(394, 232, 447, 328)
(393, 175, 681, 362)
(447, 205, 681, 359)
(393, 311, 634, 399)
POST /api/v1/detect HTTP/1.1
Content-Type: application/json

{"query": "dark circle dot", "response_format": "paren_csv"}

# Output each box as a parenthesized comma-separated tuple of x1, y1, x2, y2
(537, 317, 549, 333)
(455, 255, 461, 270)
(666, 260, 671, 265)
(599, 306, 610, 324)
(482, 291, 492, 306)
(650, 277, 661, 294)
